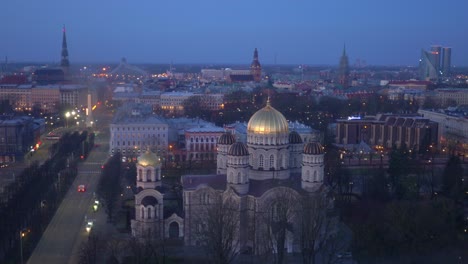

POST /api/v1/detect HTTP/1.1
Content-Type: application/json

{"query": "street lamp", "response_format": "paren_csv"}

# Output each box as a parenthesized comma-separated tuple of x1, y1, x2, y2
(65, 112, 70, 128)
(19, 229, 29, 264)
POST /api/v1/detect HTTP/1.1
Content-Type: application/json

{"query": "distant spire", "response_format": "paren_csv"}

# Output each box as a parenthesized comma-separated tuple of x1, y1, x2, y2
(60, 25, 70, 68)
(251, 48, 262, 82)
(339, 44, 350, 88)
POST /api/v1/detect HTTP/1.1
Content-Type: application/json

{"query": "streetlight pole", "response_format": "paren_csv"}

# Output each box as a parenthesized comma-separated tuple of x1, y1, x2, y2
(19, 230, 24, 264)
(65, 112, 70, 128)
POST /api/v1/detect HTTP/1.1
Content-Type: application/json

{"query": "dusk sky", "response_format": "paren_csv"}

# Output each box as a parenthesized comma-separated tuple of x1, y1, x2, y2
(2, 0, 468, 66)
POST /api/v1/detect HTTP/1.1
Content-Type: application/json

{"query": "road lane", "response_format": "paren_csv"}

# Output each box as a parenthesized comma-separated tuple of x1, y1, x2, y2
(28, 146, 110, 263)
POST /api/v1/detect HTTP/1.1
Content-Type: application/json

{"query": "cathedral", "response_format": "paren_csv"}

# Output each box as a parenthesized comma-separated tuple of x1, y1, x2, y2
(131, 99, 326, 253)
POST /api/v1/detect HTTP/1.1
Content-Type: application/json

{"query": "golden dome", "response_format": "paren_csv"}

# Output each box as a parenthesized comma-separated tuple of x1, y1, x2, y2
(247, 100, 289, 134)
(137, 150, 161, 167)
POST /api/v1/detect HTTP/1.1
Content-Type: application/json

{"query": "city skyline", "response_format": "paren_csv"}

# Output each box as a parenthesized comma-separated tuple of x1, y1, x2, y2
(2, 0, 468, 66)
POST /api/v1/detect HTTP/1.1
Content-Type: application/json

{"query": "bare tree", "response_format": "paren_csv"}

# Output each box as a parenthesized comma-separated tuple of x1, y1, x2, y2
(105, 238, 124, 263)
(257, 187, 300, 264)
(300, 191, 345, 264)
(193, 193, 240, 264)
(78, 234, 101, 264)
(126, 231, 163, 264)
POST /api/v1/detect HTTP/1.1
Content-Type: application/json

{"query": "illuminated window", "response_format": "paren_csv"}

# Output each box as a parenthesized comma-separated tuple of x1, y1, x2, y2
(259, 155, 264, 168)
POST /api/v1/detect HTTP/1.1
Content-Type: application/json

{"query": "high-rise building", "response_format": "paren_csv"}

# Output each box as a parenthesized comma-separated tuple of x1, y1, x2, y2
(338, 45, 350, 88)
(430, 45, 441, 72)
(60, 26, 70, 77)
(419, 49, 438, 81)
(250, 48, 262, 82)
(442, 47, 451, 76)
(419, 45, 452, 80)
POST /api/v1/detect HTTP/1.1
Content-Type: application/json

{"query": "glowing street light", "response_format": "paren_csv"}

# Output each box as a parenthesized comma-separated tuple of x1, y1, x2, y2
(19, 229, 29, 264)
(65, 112, 71, 128)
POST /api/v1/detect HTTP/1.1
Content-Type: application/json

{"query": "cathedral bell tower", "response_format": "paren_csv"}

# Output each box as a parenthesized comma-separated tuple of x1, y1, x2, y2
(250, 48, 262, 82)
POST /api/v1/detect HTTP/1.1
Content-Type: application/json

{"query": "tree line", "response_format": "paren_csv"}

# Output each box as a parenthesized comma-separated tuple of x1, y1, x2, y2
(0, 130, 94, 263)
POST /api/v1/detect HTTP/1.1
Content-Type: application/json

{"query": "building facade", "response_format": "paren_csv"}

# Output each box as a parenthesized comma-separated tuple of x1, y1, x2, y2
(0, 116, 35, 163)
(335, 114, 438, 151)
(183, 100, 326, 253)
(109, 104, 169, 161)
(131, 100, 328, 256)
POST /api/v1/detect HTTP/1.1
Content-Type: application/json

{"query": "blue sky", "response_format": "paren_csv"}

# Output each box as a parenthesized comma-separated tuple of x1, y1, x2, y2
(2, 0, 468, 66)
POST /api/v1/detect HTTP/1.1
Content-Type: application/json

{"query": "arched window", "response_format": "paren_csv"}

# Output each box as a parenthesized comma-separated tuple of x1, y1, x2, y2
(270, 155, 274, 169)
(169, 222, 179, 238)
(229, 172, 234, 183)
(141, 207, 145, 219)
(313, 171, 317, 182)
(259, 155, 264, 168)
(279, 155, 283, 169)
(237, 172, 241, 184)
(306, 170, 310, 182)
(146, 169, 152, 181)
(138, 169, 143, 181)
(148, 207, 152, 219)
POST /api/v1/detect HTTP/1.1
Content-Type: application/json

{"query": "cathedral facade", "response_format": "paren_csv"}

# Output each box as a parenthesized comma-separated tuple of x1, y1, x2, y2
(131, 100, 326, 254)
(182, 100, 326, 253)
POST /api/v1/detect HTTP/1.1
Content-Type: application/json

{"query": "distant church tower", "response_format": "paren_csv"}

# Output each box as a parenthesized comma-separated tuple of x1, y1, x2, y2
(250, 48, 262, 82)
(338, 45, 349, 88)
(60, 26, 70, 78)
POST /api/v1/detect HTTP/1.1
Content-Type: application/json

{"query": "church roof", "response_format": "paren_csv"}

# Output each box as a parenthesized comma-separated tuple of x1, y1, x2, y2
(228, 142, 249, 156)
(247, 99, 289, 135)
(137, 150, 161, 167)
(247, 174, 305, 197)
(218, 132, 236, 145)
(229, 74, 254, 82)
(182, 174, 226, 191)
(304, 142, 324, 155)
(288, 131, 303, 144)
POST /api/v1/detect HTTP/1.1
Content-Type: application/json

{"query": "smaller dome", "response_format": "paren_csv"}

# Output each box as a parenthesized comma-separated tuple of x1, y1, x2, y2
(304, 142, 324, 155)
(289, 131, 303, 144)
(218, 132, 236, 145)
(138, 150, 161, 167)
(141, 196, 158, 206)
(228, 142, 249, 156)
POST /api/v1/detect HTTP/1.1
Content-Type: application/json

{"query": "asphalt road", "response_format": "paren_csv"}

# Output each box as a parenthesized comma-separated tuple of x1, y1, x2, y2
(28, 108, 112, 264)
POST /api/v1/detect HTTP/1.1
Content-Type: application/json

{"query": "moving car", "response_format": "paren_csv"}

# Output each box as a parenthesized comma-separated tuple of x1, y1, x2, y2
(85, 221, 93, 232)
(77, 185, 86, 192)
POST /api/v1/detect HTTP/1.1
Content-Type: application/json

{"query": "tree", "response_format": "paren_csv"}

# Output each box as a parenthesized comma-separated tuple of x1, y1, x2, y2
(442, 155, 464, 201)
(78, 234, 101, 264)
(97, 153, 122, 222)
(193, 194, 240, 264)
(387, 144, 410, 199)
(182, 96, 211, 120)
(300, 191, 342, 264)
(257, 187, 299, 264)
(422, 96, 440, 110)
(363, 166, 389, 202)
(126, 234, 162, 264)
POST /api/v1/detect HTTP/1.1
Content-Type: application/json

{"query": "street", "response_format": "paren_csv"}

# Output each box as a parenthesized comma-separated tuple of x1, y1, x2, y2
(27, 107, 112, 264)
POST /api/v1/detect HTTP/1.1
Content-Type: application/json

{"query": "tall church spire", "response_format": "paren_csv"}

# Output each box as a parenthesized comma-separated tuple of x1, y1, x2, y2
(250, 48, 261, 82)
(60, 25, 70, 76)
(338, 44, 350, 88)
